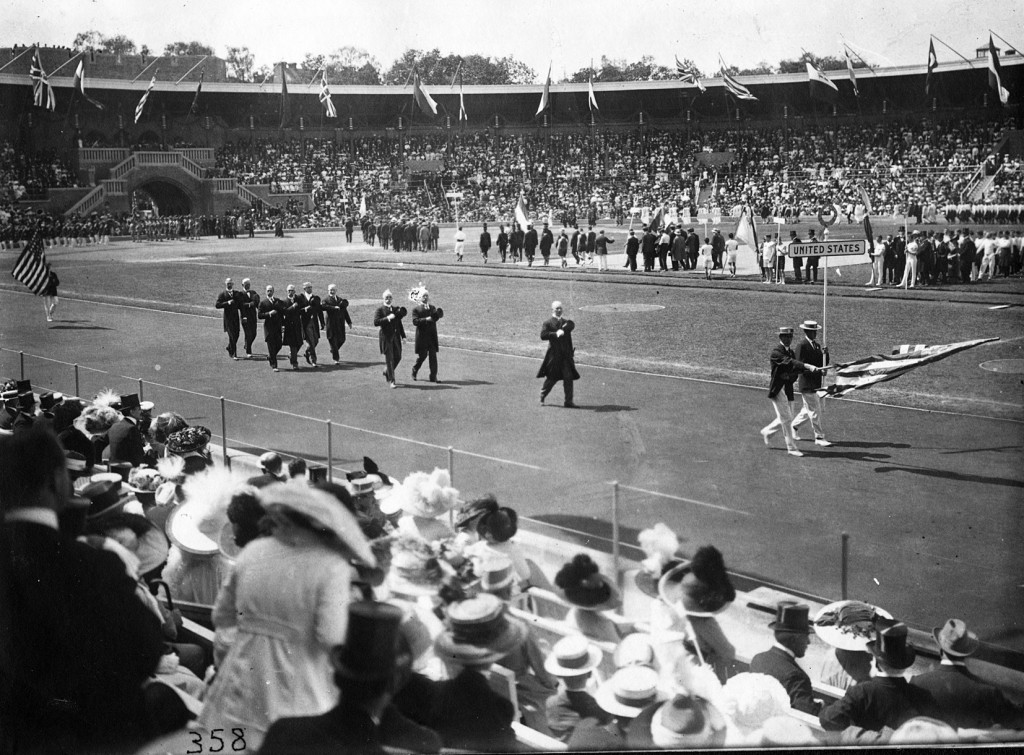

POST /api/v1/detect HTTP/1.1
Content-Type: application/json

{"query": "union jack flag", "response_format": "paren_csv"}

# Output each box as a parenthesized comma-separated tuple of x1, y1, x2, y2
(319, 71, 337, 118)
(30, 49, 55, 111)
(675, 56, 706, 93)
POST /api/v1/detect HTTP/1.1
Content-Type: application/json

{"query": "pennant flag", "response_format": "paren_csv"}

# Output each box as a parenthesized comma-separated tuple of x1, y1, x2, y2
(134, 72, 157, 124)
(721, 67, 757, 101)
(807, 60, 839, 103)
(30, 49, 55, 111)
(11, 230, 53, 295)
(588, 72, 598, 111)
(458, 68, 467, 121)
(73, 59, 105, 110)
(514, 192, 529, 228)
(189, 69, 204, 117)
(844, 46, 859, 97)
(279, 66, 290, 128)
(734, 205, 759, 252)
(988, 35, 1010, 105)
(818, 338, 998, 398)
(536, 63, 551, 116)
(857, 185, 874, 252)
(925, 39, 938, 95)
(675, 55, 706, 92)
(412, 71, 437, 116)
(648, 205, 664, 233)
(319, 70, 337, 118)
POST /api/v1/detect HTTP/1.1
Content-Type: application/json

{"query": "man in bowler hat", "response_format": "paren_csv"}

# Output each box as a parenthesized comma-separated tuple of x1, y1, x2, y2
(750, 601, 822, 714)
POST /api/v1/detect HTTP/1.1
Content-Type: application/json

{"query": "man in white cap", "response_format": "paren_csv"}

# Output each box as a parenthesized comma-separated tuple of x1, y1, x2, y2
(790, 320, 832, 447)
(761, 327, 822, 457)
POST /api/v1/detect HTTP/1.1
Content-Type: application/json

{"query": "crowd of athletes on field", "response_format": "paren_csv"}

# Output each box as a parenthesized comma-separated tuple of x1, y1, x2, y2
(2, 381, 1023, 752)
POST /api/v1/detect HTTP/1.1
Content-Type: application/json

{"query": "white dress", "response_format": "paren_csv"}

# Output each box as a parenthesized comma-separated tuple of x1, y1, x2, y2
(197, 535, 353, 749)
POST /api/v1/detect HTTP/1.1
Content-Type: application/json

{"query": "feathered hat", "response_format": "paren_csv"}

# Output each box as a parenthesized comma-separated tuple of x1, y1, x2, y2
(166, 465, 250, 556)
(379, 468, 459, 519)
(554, 553, 621, 612)
(658, 545, 736, 617)
(635, 522, 685, 598)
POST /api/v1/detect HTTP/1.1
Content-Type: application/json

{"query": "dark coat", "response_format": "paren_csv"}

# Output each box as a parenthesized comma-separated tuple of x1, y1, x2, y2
(626, 235, 640, 256)
(260, 703, 442, 755)
(57, 426, 96, 468)
(749, 646, 821, 715)
(911, 664, 1024, 730)
(0, 520, 164, 750)
(215, 289, 242, 334)
(479, 231, 492, 251)
(767, 343, 807, 400)
(282, 295, 305, 347)
(239, 289, 260, 331)
(497, 231, 509, 249)
(641, 231, 657, 256)
(795, 336, 828, 392)
(259, 296, 286, 346)
(686, 231, 701, 257)
(301, 293, 325, 337)
(537, 316, 580, 382)
(524, 228, 539, 253)
(412, 304, 444, 356)
(107, 417, 150, 466)
(374, 305, 407, 354)
(819, 676, 937, 732)
(322, 295, 352, 346)
(511, 229, 525, 249)
(594, 234, 614, 255)
(540, 228, 554, 254)
(586, 231, 597, 253)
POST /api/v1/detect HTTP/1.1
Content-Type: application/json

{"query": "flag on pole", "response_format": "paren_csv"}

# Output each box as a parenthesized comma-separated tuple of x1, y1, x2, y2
(857, 184, 874, 251)
(319, 70, 337, 118)
(73, 59, 105, 110)
(135, 72, 157, 123)
(720, 63, 757, 100)
(648, 205, 664, 233)
(807, 60, 839, 103)
(10, 230, 53, 295)
(29, 49, 55, 111)
(988, 35, 1010, 105)
(412, 71, 437, 116)
(925, 39, 938, 95)
(358, 195, 367, 218)
(536, 63, 551, 116)
(514, 192, 529, 229)
(189, 69, 204, 117)
(458, 68, 467, 121)
(844, 46, 859, 97)
(734, 205, 759, 252)
(279, 65, 289, 128)
(818, 338, 998, 398)
(675, 55, 706, 92)
(587, 72, 598, 111)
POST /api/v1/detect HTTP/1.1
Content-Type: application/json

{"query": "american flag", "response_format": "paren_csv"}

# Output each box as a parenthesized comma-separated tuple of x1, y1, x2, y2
(458, 68, 467, 121)
(135, 73, 157, 124)
(319, 71, 337, 118)
(817, 338, 998, 398)
(675, 56, 706, 93)
(722, 69, 758, 101)
(30, 49, 55, 111)
(11, 230, 54, 295)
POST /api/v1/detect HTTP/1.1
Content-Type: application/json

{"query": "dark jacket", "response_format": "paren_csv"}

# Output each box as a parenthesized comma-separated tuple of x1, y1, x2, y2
(282, 294, 305, 347)
(524, 228, 539, 253)
(537, 316, 580, 382)
(260, 703, 442, 755)
(374, 305, 407, 353)
(215, 289, 242, 334)
(412, 304, 444, 356)
(322, 295, 353, 345)
(107, 417, 151, 467)
(911, 664, 1024, 730)
(626, 235, 640, 256)
(795, 336, 828, 392)
(750, 646, 821, 715)
(540, 228, 555, 254)
(819, 676, 937, 732)
(479, 231, 492, 251)
(258, 296, 285, 345)
(767, 343, 808, 400)
(239, 289, 260, 329)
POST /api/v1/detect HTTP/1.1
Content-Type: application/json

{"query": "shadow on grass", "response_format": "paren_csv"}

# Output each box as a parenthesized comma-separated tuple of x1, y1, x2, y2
(831, 441, 911, 449)
(49, 323, 114, 331)
(584, 404, 638, 413)
(436, 378, 493, 387)
(875, 465, 1024, 489)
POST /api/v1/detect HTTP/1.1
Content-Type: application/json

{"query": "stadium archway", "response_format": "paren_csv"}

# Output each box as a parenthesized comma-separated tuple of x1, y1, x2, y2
(133, 179, 194, 216)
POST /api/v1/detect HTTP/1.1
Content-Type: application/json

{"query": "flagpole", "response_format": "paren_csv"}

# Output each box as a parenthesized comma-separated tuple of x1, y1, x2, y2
(990, 30, 1022, 56)
(930, 35, 976, 69)
(48, 51, 85, 78)
(131, 56, 161, 84)
(0, 46, 33, 74)
(174, 55, 209, 85)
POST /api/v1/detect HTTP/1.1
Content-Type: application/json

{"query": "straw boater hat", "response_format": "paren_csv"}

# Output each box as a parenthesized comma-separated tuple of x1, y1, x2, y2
(594, 666, 667, 719)
(657, 545, 736, 618)
(434, 594, 528, 667)
(800, 320, 821, 332)
(478, 553, 516, 595)
(543, 635, 603, 678)
(554, 553, 622, 612)
(627, 692, 728, 749)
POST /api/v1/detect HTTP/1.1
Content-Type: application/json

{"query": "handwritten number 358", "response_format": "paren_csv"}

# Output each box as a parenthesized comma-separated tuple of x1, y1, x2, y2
(187, 728, 247, 753)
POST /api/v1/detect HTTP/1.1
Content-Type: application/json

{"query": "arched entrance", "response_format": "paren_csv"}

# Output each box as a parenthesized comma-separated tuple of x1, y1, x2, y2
(133, 179, 194, 216)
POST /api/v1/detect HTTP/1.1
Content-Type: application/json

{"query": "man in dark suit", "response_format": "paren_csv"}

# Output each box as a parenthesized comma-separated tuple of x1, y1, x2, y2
(246, 451, 288, 488)
(820, 622, 938, 732)
(411, 292, 444, 383)
(239, 277, 260, 358)
(344, 217, 354, 243)
(374, 290, 407, 388)
(790, 320, 832, 447)
(539, 222, 554, 266)
(538, 301, 581, 408)
(788, 230, 804, 283)
(686, 228, 701, 270)
(215, 277, 242, 360)
(761, 327, 820, 458)
(0, 426, 165, 752)
(496, 224, 508, 263)
(323, 284, 353, 364)
(282, 284, 305, 370)
(300, 281, 325, 368)
(749, 601, 822, 715)
(259, 284, 285, 372)
(625, 229, 639, 271)
(523, 223, 538, 266)
(510, 223, 524, 263)
(479, 223, 491, 263)
(911, 619, 1024, 729)
(107, 393, 154, 467)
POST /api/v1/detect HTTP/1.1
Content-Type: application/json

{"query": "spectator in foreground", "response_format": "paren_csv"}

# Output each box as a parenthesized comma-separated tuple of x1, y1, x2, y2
(543, 635, 610, 741)
(749, 601, 822, 714)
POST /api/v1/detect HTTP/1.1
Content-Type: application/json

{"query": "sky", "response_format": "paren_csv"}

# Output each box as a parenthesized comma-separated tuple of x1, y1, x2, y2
(3, 0, 1022, 80)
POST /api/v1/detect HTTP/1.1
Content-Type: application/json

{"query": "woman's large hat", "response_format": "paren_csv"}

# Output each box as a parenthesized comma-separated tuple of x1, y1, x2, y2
(554, 553, 621, 612)
(166, 426, 212, 456)
(385, 535, 451, 598)
(166, 465, 251, 556)
(85, 510, 170, 576)
(635, 523, 685, 598)
(813, 600, 893, 651)
(433, 594, 528, 667)
(379, 468, 459, 519)
(658, 545, 736, 617)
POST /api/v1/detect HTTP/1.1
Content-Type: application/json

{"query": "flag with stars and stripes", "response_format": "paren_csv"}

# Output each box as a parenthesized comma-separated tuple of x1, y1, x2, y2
(11, 230, 54, 295)
(135, 73, 157, 123)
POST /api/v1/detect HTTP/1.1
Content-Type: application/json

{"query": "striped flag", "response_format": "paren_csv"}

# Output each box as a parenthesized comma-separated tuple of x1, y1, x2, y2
(412, 71, 437, 116)
(73, 59, 105, 110)
(843, 45, 859, 97)
(189, 69, 204, 117)
(988, 35, 1010, 105)
(720, 61, 757, 101)
(925, 39, 938, 95)
(587, 72, 598, 111)
(134, 72, 157, 123)
(648, 205, 664, 233)
(807, 60, 839, 103)
(536, 63, 551, 116)
(817, 338, 998, 398)
(30, 49, 55, 111)
(514, 192, 529, 229)
(11, 230, 53, 295)
(675, 55, 706, 92)
(857, 184, 874, 251)
(319, 70, 337, 118)
(458, 68, 467, 121)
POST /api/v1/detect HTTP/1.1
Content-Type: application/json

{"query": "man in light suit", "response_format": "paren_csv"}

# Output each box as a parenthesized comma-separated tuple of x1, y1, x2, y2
(749, 602, 822, 715)
(538, 301, 580, 408)
(411, 291, 444, 383)
(374, 290, 407, 388)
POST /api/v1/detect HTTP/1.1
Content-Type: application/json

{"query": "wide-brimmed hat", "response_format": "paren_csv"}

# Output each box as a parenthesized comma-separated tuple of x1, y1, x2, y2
(126, 467, 162, 506)
(379, 468, 459, 518)
(543, 635, 603, 677)
(166, 426, 212, 455)
(65, 450, 88, 477)
(81, 475, 132, 520)
(331, 600, 409, 681)
(386, 537, 450, 598)
(867, 622, 916, 669)
(813, 600, 893, 651)
(165, 498, 223, 556)
(719, 672, 791, 736)
(85, 510, 170, 576)
(554, 554, 622, 612)
(260, 482, 376, 567)
(627, 693, 728, 749)
(434, 594, 528, 667)
(932, 618, 980, 657)
(594, 666, 666, 719)
(657, 546, 735, 618)
(799, 320, 821, 331)
(768, 601, 814, 634)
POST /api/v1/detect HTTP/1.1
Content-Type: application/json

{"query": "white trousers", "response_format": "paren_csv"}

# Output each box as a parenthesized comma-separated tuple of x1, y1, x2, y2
(792, 391, 825, 440)
(762, 394, 798, 451)
(900, 255, 918, 288)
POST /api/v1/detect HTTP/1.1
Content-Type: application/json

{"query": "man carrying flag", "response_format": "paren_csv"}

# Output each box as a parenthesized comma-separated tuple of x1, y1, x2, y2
(73, 59, 105, 110)
(135, 72, 157, 124)
(319, 70, 337, 118)
(11, 229, 60, 321)
(30, 48, 55, 111)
